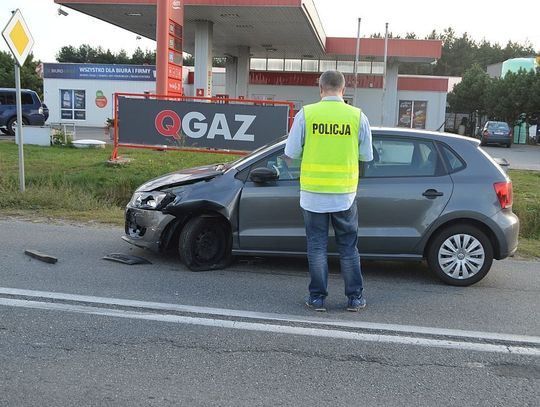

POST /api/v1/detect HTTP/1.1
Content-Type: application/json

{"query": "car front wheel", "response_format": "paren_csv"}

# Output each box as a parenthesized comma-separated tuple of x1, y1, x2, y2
(427, 224, 494, 286)
(178, 216, 232, 271)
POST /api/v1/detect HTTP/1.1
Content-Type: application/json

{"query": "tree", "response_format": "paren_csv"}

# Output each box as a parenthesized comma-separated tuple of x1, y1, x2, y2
(463, 67, 540, 125)
(183, 54, 195, 66)
(502, 41, 536, 61)
(56, 44, 150, 64)
(0, 51, 43, 96)
(56, 45, 226, 67)
(447, 64, 490, 115)
(431, 29, 478, 76)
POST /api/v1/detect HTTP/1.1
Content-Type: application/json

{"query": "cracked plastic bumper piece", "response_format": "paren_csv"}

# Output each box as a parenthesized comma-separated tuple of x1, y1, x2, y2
(123, 207, 175, 252)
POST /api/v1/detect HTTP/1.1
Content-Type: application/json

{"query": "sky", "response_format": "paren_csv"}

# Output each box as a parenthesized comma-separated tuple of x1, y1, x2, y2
(1, 0, 538, 63)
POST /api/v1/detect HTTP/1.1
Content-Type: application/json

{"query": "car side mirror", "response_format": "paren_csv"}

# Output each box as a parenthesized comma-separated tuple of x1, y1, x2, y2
(249, 167, 279, 183)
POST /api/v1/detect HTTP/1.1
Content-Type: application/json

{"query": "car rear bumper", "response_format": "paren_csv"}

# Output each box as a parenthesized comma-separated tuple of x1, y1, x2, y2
(123, 207, 175, 252)
(23, 112, 47, 126)
(483, 135, 512, 144)
(491, 209, 519, 259)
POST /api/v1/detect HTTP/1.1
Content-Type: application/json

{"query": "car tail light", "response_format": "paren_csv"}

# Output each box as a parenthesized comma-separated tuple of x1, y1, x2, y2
(38, 106, 43, 115)
(483, 130, 489, 137)
(494, 182, 512, 209)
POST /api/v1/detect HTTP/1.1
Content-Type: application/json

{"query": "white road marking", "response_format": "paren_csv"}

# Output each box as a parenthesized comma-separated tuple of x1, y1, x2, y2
(1, 287, 539, 345)
(1, 297, 539, 356)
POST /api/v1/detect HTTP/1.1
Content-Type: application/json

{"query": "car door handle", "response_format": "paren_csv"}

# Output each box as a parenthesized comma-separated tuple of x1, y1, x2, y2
(422, 189, 444, 199)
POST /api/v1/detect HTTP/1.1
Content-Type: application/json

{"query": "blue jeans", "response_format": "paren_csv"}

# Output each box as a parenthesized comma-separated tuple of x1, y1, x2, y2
(303, 203, 363, 299)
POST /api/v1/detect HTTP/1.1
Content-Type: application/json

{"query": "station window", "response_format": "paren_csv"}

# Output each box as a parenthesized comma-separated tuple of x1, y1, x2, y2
(371, 62, 385, 75)
(284, 59, 302, 72)
(267, 59, 285, 71)
(357, 61, 372, 74)
(250, 58, 267, 71)
(319, 60, 337, 71)
(337, 61, 354, 73)
(60, 89, 86, 120)
(302, 59, 318, 72)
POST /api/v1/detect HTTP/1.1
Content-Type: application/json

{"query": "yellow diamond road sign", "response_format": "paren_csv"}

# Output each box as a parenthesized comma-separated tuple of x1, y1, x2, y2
(2, 9, 34, 67)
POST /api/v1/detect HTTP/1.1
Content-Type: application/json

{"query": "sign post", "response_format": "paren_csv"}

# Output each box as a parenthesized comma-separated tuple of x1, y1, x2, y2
(2, 9, 35, 192)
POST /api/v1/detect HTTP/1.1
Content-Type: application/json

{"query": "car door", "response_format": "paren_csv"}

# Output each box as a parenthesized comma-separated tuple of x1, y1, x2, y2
(237, 148, 306, 253)
(349, 133, 454, 256)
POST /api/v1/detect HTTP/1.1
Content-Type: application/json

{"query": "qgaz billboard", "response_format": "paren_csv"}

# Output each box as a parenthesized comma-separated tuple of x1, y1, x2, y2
(118, 98, 289, 151)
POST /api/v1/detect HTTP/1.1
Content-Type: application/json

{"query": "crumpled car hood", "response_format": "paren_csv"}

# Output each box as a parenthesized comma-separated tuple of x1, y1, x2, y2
(136, 165, 222, 192)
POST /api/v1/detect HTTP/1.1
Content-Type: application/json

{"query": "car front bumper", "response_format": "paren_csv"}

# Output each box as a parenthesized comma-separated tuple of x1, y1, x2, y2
(123, 207, 175, 252)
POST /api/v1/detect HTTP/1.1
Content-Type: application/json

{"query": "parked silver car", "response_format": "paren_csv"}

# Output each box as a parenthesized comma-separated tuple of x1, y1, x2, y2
(123, 128, 519, 286)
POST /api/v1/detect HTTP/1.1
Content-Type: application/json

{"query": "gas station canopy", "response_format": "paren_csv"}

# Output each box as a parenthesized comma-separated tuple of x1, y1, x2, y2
(54, 0, 441, 63)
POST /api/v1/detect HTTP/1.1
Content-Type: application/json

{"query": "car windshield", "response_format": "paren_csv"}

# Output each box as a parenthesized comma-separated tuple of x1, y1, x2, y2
(487, 122, 509, 131)
(222, 136, 286, 171)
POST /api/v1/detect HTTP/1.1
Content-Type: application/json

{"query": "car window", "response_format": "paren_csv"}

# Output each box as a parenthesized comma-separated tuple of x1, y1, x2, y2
(486, 122, 509, 131)
(364, 137, 440, 178)
(0, 92, 15, 105)
(22, 93, 34, 105)
(440, 144, 465, 173)
(0, 92, 34, 105)
(251, 149, 301, 180)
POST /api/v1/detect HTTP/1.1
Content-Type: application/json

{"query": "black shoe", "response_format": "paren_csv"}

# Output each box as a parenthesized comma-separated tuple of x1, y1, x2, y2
(305, 296, 327, 312)
(346, 296, 366, 312)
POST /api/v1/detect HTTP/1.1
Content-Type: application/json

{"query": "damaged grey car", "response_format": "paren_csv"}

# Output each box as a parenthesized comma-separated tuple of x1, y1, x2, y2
(123, 128, 519, 286)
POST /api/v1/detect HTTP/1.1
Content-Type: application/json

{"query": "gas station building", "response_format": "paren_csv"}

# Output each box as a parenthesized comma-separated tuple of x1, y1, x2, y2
(52, 0, 448, 130)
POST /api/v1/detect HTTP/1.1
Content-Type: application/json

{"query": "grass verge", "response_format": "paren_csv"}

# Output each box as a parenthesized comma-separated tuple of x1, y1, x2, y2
(0, 141, 538, 258)
(0, 142, 239, 224)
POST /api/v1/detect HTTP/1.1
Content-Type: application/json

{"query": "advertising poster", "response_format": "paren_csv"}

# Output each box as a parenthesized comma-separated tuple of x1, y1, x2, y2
(61, 89, 72, 109)
(61, 110, 73, 120)
(398, 100, 427, 129)
(398, 100, 412, 128)
(413, 101, 427, 129)
(74, 90, 86, 110)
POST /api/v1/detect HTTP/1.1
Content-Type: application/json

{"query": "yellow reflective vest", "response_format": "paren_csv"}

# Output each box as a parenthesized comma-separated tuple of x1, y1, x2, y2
(301, 100, 361, 193)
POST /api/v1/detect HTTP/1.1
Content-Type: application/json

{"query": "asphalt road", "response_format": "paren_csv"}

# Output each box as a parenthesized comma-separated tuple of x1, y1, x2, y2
(0, 219, 539, 406)
(483, 144, 540, 171)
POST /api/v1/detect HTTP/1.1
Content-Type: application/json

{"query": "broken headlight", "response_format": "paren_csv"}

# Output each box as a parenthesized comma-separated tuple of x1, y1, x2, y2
(130, 191, 168, 210)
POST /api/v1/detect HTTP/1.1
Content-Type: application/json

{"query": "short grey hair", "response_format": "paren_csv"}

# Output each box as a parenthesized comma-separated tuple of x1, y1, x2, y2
(319, 70, 345, 92)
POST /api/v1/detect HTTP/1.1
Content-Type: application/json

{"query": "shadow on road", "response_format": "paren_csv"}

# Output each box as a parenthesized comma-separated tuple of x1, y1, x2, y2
(225, 255, 439, 285)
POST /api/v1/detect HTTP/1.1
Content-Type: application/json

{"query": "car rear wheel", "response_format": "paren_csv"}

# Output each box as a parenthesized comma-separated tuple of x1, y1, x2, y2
(427, 224, 493, 286)
(178, 216, 232, 271)
(7, 117, 29, 136)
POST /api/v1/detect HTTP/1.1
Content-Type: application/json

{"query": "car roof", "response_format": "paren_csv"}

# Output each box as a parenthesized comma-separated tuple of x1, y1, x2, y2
(372, 126, 472, 141)
(0, 88, 37, 93)
(270, 126, 479, 150)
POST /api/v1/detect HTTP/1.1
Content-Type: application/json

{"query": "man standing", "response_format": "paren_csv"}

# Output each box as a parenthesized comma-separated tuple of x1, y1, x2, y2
(284, 70, 373, 312)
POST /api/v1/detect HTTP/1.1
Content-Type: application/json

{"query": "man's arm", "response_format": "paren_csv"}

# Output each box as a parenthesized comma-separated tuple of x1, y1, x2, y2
(359, 112, 373, 162)
(284, 109, 305, 160)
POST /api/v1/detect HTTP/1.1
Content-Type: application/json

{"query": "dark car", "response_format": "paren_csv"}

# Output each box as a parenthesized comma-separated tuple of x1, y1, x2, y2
(123, 128, 519, 286)
(0, 88, 48, 136)
(480, 121, 512, 148)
